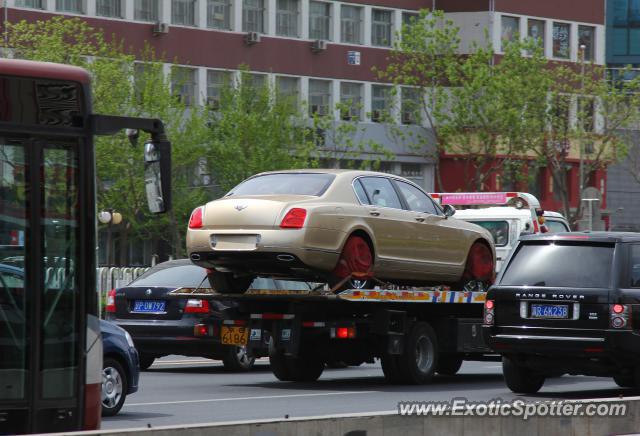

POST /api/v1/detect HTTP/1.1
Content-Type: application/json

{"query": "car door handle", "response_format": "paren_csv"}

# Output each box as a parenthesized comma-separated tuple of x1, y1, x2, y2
(369, 210, 380, 216)
(415, 217, 425, 222)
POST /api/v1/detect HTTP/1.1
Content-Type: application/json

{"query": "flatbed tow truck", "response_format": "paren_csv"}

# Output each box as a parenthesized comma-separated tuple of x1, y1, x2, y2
(169, 278, 494, 384)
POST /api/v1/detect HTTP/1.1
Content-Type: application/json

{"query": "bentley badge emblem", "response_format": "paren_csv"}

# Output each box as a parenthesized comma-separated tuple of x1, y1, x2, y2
(234, 203, 248, 211)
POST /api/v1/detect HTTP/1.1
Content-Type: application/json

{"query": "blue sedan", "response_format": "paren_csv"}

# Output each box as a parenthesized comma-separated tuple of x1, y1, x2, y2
(100, 319, 140, 416)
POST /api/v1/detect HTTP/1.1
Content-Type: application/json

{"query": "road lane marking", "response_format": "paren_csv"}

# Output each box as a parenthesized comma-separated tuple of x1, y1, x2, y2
(125, 391, 377, 407)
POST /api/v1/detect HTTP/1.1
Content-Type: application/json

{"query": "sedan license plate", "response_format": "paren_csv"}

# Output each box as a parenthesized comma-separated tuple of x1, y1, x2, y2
(132, 300, 166, 313)
(530, 304, 568, 319)
(221, 326, 249, 346)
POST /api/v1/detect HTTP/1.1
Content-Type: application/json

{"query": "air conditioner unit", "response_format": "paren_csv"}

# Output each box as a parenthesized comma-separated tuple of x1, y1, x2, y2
(245, 31, 261, 45)
(311, 39, 327, 53)
(152, 22, 169, 34)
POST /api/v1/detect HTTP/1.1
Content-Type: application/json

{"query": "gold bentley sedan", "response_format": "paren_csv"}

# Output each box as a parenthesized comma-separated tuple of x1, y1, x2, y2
(186, 170, 495, 293)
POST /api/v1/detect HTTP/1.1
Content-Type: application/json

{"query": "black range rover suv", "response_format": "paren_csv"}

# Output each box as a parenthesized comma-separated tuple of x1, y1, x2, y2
(484, 232, 640, 393)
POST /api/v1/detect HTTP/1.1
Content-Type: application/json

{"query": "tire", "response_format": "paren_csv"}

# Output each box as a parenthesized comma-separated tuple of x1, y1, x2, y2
(395, 322, 438, 385)
(138, 353, 155, 371)
(380, 353, 403, 383)
(436, 354, 464, 376)
(222, 346, 256, 372)
(453, 242, 494, 292)
(330, 235, 374, 290)
(208, 271, 254, 294)
(614, 374, 635, 388)
(268, 338, 292, 381)
(102, 358, 128, 417)
(502, 356, 545, 394)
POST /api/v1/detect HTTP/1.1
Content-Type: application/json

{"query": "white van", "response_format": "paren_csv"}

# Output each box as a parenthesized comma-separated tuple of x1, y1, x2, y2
(430, 192, 570, 272)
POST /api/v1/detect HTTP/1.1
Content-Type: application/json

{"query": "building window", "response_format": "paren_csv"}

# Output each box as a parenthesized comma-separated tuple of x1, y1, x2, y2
(243, 0, 265, 33)
(371, 9, 392, 47)
(552, 22, 571, 59)
(578, 25, 596, 61)
(612, 0, 640, 56)
(340, 82, 362, 121)
(276, 0, 300, 37)
(246, 73, 267, 89)
(207, 0, 232, 30)
(56, 0, 83, 13)
(402, 12, 419, 27)
(134, 63, 152, 102)
(207, 70, 231, 109)
(309, 79, 332, 117)
(527, 19, 545, 49)
(276, 76, 300, 103)
(341, 5, 363, 44)
(501, 15, 519, 50)
(135, 0, 159, 22)
(16, 0, 44, 8)
(401, 88, 420, 125)
(578, 96, 595, 133)
(172, 0, 197, 26)
(96, 0, 122, 17)
(371, 85, 391, 122)
(309, 1, 331, 41)
(171, 67, 197, 106)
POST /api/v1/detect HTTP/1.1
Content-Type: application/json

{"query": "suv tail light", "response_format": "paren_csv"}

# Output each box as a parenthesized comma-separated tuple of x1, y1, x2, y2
(280, 208, 307, 228)
(185, 299, 210, 314)
(105, 289, 116, 313)
(484, 300, 495, 325)
(610, 304, 631, 329)
(188, 206, 204, 229)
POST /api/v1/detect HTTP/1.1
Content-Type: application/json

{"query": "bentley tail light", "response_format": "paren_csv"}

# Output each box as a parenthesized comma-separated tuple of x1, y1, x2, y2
(610, 304, 631, 329)
(484, 300, 495, 325)
(280, 208, 307, 228)
(188, 206, 203, 229)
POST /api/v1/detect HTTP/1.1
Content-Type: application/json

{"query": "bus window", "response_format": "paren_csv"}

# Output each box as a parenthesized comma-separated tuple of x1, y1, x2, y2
(471, 220, 509, 247)
(40, 146, 80, 399)
(0, 142, 27, 402)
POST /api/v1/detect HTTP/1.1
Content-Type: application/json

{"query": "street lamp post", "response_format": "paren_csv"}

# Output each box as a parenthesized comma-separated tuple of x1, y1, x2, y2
(98, 209, 123, 266)
(578, 44, 587, 201)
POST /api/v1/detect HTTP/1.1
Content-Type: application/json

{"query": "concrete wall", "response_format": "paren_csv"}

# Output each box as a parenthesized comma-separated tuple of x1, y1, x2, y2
(59, 397, 640, 436)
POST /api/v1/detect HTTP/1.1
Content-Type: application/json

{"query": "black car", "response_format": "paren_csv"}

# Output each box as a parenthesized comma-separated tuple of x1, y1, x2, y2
(101, 319, 139, 416)
(484, 232, 640, 393)
(104, 259, 257, 371)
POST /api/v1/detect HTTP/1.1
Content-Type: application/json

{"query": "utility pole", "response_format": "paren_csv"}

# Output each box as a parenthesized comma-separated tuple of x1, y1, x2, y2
(578, 44, 586, 199)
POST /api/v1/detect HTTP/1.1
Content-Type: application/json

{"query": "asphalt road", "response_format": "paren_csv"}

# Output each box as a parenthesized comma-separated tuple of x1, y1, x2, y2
(102, 356, 638, 430)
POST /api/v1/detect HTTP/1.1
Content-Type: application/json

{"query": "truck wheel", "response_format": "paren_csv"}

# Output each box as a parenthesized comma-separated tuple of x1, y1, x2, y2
(138, 353, 155, 371)
(502, 356, 545, 393)
(330, 235, 373, 290)
(396, 322, 438, 384)
(208, 271, 254, 294)
(222, 346, 255, 372)
(436, 354, 464, 376)
(287, 356, 325, 382)
(381, 354, 403, 383)
(268, 339, 292, 381)
(614, 374, 635, 388)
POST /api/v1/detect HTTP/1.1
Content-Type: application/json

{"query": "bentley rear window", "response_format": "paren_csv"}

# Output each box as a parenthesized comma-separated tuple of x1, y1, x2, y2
(228, 173, 335, 197)
(500, 242, 614, 288)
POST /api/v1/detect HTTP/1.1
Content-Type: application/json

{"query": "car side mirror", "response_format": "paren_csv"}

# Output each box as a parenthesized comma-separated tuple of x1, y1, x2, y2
(144, 140, 172, 214)
(443, 204, 456, 217)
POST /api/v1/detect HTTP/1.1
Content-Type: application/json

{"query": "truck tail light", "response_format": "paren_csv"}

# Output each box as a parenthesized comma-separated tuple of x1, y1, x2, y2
(280, 208, 307, 228)
(610, 304, 631, 329)
(484, 300, 495, 325)
(105, 289, 116, 313)
(185, 299, 210, 314)
(188, 206, 203, 229)
(331, 326, 356, 339)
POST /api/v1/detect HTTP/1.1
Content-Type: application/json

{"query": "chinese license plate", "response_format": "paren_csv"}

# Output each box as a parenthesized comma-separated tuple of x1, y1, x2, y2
(221, 326, 249, 345)
(132, 300, 166, 313)
(530, 304, 569, 319)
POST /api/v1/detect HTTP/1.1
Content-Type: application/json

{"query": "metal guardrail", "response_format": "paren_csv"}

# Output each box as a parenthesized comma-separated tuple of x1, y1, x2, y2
(96, 266, 149, 315)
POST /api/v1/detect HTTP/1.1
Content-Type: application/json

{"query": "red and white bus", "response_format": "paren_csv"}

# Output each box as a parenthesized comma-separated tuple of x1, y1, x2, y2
(0, 58, 171, 433)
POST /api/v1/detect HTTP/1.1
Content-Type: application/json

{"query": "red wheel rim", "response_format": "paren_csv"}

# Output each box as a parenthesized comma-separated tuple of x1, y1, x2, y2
(466, 243, 493, 281)
(333, 236, 372, 278)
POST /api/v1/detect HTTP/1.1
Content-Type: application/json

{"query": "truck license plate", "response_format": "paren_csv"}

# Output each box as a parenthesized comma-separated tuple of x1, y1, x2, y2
(530, 304, 569, 319)
(221, 326, 249, 345)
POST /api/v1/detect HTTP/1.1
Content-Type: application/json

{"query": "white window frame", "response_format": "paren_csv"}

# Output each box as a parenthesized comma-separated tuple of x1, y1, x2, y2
(207, 0, 233, 30)
(134, 0, 160, 22)
(96, 0, 123, 18)
(341, 5, 363, 45)
(309, 79, 332, 117)
(56, 0, 84, 13)
(309, 1, 331, 41)
(243, 0, 266, 33)
(172, 0, 197, 26)
(371, 8, 393, 47)
(340, 82, 363, 121)
(276, 0, 300, 37)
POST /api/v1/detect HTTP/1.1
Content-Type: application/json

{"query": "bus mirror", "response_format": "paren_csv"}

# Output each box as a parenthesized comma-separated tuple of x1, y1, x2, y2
(143, 141, 171, 214)
(443, 204, 456, 217)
